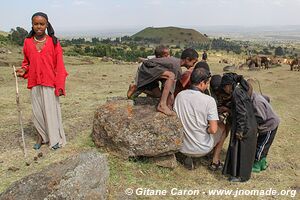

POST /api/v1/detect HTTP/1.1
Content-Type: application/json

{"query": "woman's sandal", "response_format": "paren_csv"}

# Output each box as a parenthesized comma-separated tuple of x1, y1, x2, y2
(208, 161, 224, 171)
(51, 143, 60, 150)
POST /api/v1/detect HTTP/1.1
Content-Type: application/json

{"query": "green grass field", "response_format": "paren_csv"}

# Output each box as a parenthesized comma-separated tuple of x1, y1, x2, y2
(0, 51, 299, 199)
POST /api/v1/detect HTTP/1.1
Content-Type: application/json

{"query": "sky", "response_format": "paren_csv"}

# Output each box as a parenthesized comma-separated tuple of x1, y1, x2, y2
(1, 0, 300, 34)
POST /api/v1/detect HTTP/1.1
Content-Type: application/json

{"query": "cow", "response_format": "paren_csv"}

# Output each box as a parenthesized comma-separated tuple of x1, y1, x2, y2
(246, 56, 260, 69)
(246, 55, 270, 70)
(260, 56, 270, 69)
(290, 58, 300, 71)
(219, 59, 229, 64)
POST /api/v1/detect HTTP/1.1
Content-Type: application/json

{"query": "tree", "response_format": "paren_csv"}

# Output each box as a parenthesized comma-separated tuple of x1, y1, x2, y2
(10, 27, 28, 46)
(91, 37, 100, 44)
(275, 46, 284, 56)
(262, 48, 271, 55)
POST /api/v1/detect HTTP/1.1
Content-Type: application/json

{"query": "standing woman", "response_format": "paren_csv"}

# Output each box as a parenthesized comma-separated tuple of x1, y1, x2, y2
(16, 12, 68, 150)
(220, 73, 257, 182)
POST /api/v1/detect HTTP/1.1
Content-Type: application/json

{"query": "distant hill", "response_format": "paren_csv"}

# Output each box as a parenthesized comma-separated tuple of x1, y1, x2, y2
(131, 26, 210, 45)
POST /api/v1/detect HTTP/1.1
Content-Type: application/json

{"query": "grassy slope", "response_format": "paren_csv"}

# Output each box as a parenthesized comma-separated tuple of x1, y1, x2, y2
(0, 31, 8, 36)
(0, 51, 299, 199)
(132, 26, 210, 44)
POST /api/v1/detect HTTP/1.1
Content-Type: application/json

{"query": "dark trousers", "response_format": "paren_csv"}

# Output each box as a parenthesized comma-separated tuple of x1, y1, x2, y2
(255, 127, 278, 161)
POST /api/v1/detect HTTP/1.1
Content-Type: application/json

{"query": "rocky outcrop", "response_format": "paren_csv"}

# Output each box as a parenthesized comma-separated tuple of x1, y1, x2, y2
(0, 151, 109, 200)
(92, 97, 184, 163)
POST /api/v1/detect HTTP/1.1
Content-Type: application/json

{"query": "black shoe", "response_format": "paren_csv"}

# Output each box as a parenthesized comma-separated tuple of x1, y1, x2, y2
(208, 161, 224, 171)
(228, 177, 247, 182)
(184, 156, 195, 170)
(51, 143, 60, 150)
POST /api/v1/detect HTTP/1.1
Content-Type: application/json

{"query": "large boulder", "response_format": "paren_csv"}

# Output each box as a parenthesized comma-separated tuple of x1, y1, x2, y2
(92, 97, 184, 159)
(0, 151, 109, 200)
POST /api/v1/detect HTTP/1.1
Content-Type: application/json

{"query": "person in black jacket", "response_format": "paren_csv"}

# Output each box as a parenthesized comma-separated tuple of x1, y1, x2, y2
(202, 50, 208, 61)
(220, 73, 258, 182)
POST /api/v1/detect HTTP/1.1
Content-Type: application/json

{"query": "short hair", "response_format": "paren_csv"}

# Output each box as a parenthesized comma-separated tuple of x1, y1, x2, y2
(210, 75, 222, 92)
(190, 67, 211, 85)
(181, 48, 199, 60)
(194, 61, 210, 72)
(154, 45, 169, 58)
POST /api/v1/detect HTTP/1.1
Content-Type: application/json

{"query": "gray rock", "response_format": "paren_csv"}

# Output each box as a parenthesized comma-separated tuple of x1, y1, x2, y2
(0, 151, 109, 200)
(92, 97, 184, 159)
(223, 65, 236, 72)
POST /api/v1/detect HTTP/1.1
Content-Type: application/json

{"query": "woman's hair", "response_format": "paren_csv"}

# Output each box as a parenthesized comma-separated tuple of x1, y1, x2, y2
(27, 12, 58, 45)
(221, 73, 249, 92)
(181, 48, 199, 60)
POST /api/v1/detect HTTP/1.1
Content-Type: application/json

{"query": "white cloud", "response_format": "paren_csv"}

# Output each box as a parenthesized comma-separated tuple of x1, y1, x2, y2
(73, 0, 89, 6)
(50, 0, 62, 8)
(51, 3, 62, 8)
(146, 0, 162, 6)
(273, 0, 284, 6)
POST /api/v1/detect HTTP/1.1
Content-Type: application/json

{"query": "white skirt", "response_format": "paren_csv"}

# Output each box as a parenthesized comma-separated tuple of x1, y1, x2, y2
(31, 86, 66, 148)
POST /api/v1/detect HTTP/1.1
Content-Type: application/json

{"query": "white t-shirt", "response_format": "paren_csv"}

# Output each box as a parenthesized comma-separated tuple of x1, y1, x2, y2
(174, 89, 219, 156)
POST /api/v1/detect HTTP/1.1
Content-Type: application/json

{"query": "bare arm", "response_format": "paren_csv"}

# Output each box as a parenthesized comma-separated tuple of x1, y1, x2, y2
(207, 120, 218, 134)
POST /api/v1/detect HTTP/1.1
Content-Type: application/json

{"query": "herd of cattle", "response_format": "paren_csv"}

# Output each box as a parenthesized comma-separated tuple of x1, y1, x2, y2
(221, 55, 300, 71)
(246, 55, 300, 71)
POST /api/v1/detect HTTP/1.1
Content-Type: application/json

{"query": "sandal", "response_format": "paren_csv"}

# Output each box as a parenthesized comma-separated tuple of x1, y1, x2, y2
(208, 161, 224, 171)
(51, 143, 60, 150)
(33, 143, 41, 150)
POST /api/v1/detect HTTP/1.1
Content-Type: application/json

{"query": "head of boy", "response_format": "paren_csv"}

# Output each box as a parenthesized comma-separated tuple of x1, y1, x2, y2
(180, 48, 199, 68)
(210, 75, 222, 94)
(155, 45, 170, 58)
(195, 61, 210, 73)
(190, 68, 211, 92)
(31, 12, 48, 37)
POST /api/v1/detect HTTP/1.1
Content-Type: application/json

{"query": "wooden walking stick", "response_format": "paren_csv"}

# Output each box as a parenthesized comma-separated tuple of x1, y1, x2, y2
(12, 65, 27, 158)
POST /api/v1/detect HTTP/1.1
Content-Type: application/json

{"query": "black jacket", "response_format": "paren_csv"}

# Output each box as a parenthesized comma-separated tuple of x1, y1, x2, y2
(222, 84, 258, 181)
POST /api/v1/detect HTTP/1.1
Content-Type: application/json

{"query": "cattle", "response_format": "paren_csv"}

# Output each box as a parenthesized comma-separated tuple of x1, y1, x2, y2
(246, 55, 270, 70)
(260, 56, 270, 69)
(219, 59, 229, 64)
(290, 58, 300, 71)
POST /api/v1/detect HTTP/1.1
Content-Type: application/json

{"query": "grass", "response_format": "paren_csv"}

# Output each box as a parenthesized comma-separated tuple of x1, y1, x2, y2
(0, 51, 299, 199)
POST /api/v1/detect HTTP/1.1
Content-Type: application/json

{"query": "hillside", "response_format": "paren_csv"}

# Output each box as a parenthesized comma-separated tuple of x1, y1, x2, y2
(131, 26, 210, 45)
(0, 30, 8, 36)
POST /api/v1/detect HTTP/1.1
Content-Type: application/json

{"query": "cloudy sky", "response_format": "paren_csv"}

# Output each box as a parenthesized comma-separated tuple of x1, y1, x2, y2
(1, 0, 300, 32)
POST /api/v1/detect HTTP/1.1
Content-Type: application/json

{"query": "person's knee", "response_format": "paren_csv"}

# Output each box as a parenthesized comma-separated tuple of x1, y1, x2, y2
(162, 71, 175, 79)
(169, 72, 175, 79)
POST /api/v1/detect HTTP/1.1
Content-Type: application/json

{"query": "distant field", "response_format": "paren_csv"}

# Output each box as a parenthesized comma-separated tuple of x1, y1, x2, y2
(0, 50, 299, 199)
(0, 31, 8, 36)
